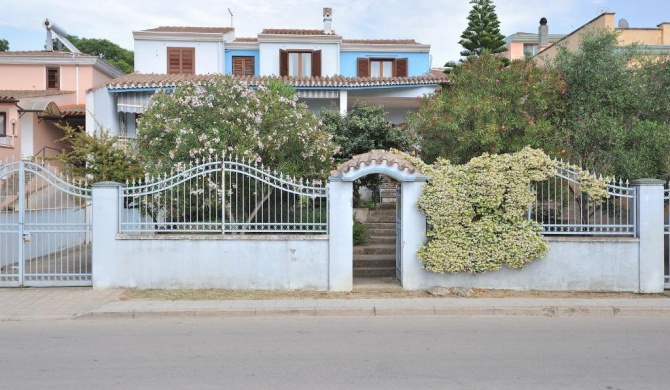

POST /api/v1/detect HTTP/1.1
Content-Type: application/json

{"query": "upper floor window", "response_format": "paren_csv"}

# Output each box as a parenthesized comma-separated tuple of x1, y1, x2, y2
(232, 56, 255, 76)
(279, 50, 322, 77)
(0, 112, 6, 137)
(523, 44, 538, 56)
(167, 47, 195, 74)
(46, 67, 60, 90)
(357, 58, 408, 78)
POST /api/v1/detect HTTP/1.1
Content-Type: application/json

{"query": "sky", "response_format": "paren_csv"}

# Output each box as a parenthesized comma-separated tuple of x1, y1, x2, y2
(2, 0, 670, 68)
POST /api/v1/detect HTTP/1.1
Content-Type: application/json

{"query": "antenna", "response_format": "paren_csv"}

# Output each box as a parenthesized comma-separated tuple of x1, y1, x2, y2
(618, 18, 630, 28)
(228, 8, 234, 28)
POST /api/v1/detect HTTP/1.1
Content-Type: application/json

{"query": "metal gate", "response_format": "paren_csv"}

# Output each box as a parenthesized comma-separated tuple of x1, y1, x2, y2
(395, 184, 402, 280)
(0, 160, 92, 287)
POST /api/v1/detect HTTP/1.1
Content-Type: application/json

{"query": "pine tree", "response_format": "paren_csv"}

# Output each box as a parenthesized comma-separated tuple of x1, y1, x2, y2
(459, 0, 507, 58)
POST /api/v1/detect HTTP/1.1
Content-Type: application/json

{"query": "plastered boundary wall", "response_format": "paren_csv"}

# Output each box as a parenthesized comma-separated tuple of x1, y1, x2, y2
(92, 178, 665, 292)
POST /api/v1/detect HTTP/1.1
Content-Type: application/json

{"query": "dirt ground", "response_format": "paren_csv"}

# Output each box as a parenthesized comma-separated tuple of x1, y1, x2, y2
(121, 288, 670, 301)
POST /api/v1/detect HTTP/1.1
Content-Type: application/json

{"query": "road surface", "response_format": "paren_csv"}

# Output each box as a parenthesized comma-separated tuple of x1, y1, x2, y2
(1, 316, 668, 389)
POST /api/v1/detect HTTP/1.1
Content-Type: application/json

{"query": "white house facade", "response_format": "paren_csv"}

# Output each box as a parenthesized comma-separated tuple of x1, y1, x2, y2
(86, 7, 446, 137)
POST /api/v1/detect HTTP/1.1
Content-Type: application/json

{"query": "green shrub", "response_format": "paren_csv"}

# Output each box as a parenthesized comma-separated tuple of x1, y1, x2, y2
(353, 217, 370, 246)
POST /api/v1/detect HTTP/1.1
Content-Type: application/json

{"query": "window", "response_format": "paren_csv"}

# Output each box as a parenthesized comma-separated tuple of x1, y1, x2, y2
(371, 60, 394, 78)
(357, 58, 408, 78)
(232, 56, 255, 76)
(46, 67, 59, 90)
(279, 50, 322, 77)
(0, 112, 6, 137)
(167, 47, 195, 74)
(523, 44, 538, 56)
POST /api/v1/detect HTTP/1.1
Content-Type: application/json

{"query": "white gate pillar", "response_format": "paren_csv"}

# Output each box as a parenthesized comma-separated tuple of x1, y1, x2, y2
(632, 179, 665, 293)
(92, 181, 122, 289)
(400, 181, 427, 290)
(328, 180, 353, 291)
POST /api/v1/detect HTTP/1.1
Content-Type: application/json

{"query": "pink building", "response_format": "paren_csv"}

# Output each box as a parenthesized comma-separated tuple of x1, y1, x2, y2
(0, 51, 123, 161)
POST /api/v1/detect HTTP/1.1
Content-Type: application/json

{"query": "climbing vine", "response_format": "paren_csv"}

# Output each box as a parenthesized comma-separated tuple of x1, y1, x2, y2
(395, 147, 608, 274)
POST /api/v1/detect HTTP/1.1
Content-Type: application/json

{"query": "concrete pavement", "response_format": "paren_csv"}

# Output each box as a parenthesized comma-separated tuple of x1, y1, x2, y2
(2, 287, 670, 320)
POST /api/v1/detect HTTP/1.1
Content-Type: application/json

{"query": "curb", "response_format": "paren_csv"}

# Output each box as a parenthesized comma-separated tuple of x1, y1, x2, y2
(74, 305, 670, 319)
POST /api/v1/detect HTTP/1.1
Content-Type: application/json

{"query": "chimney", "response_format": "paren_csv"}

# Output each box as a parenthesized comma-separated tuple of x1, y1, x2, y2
(538, 17, 549, 48)
(323, 7, 333, 34)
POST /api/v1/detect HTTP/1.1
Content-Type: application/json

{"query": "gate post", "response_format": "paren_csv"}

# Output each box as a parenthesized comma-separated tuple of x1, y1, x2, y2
(328, 180, 353, 291)
(92, 181, 122, 289)
(633, 179, 665, 293)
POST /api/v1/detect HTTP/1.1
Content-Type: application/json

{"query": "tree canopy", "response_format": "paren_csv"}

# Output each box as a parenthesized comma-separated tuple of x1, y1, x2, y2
(409, 54, 565, 164)
(136, 77, 335, 180)
(320, 102, 417, 164)
(459, 0, 507, 58)
(66, 35, 134, 73)
(0, 39, 8, 52)
(551, 29, 670, 180)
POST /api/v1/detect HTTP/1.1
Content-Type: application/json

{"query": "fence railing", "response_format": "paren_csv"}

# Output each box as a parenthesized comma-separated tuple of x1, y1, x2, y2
(529, 165, 636, 236)
(120, 159, 328, 234)
(664, 187, 669, 288)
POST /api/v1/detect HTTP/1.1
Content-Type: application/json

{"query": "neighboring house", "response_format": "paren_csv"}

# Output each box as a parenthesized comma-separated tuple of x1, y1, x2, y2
(503, 22, 565, 60)
(87, 7, 446, 138)
(535, 12, 670, 66)
(0, 51, 124, 161)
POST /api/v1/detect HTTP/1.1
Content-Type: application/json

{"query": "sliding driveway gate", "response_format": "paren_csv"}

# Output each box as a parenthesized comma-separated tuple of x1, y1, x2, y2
(0, 160, 92, 287)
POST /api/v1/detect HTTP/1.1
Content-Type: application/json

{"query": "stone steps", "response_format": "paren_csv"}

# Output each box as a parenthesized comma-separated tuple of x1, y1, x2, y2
(354, 193, 397, 278)
(353, 245, 395, 255)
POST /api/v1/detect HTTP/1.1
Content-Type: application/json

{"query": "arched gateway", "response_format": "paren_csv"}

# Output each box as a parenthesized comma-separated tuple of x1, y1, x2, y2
(327, 150, 428, 291)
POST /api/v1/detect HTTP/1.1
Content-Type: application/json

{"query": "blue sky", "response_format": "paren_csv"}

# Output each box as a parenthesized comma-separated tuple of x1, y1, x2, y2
(1, 0, 670, 67)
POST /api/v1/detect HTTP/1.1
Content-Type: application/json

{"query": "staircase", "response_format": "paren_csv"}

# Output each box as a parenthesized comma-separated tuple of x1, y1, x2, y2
(353, 179, 398, 278)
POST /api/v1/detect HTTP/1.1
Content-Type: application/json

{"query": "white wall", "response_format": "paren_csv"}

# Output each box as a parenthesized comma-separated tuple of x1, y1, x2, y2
(86, 88, 119, 135)
(402, 237, 641, 292)
(94, 235, 329, 290)
(259, 42, 339, 76)
(134, 40, 223, 74)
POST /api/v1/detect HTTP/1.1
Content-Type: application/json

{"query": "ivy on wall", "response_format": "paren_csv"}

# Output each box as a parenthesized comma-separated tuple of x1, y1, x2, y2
(396, 147, 608, 274)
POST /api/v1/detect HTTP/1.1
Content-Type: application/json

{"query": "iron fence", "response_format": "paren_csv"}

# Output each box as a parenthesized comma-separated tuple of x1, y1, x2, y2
(664, 187, 669, 288)
(120, 158, 328, 234)
(529, 165, 636, 236)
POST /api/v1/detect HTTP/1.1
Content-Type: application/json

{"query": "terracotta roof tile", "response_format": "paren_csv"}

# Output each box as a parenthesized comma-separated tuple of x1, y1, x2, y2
(59, 104, 86, 116)
(261, 29, 335, 35)
(142, 26, 234, 34)
(0, 90, 75, 101)
(342, 39, 420, 45)
(330, 150, 422, 177)
(100, 73, 448, 91)
(233, 37, 259, 42)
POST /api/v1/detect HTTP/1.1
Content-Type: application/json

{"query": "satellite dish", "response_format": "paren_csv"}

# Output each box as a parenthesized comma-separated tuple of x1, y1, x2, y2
(618, 18, 630, 28)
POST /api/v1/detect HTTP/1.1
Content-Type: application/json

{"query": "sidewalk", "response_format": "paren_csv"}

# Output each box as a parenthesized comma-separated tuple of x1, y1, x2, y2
(2, 287, 670, 320)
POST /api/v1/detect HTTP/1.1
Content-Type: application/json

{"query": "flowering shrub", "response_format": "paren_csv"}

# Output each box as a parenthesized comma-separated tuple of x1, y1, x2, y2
(135, 77, 336, 229)
(136, 77, 335, 179)
(396, 147, 608, 274)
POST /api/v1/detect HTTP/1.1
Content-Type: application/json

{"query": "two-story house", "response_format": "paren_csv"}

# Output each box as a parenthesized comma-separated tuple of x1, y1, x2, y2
(0, 50, 123, 161)
(87, 7, 446, 139)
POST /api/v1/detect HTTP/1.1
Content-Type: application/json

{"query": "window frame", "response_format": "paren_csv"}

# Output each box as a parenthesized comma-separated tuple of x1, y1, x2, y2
(370, 59, 395, 78)
(279, 49, 321, 77)
(46, 66, 60, 90)
(0, 112, 6, 137)
(357, 57, 408, 78)
(288, 51, 312, 77)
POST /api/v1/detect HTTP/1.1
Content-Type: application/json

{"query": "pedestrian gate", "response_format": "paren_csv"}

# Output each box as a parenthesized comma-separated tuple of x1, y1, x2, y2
(0, 160, 92, 287)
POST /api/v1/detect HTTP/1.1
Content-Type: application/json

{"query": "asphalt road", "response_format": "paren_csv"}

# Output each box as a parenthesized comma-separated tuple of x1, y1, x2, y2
(1, 316, 668, 389)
